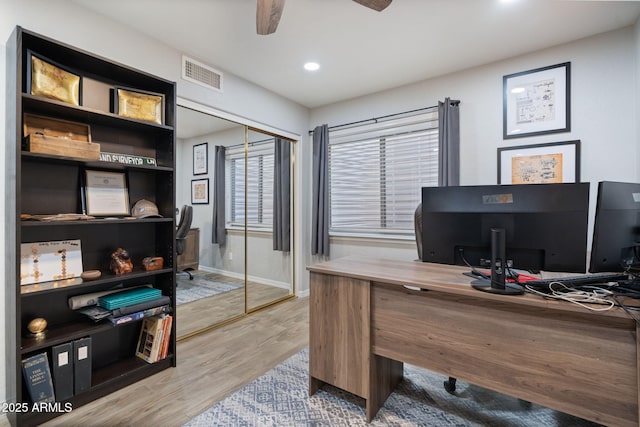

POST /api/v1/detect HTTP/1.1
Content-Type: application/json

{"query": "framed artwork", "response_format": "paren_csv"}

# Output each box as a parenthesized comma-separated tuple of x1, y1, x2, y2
(191, 178, 209, 204)
(193, 143, 208, 175)
(503, 62, 570, 139)
(83, 170, 130, 216)
(497, 140, 580, 185)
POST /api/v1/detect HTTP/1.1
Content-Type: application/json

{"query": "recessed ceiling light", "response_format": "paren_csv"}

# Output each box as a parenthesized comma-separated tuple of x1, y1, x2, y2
(304, 62, 320, 71)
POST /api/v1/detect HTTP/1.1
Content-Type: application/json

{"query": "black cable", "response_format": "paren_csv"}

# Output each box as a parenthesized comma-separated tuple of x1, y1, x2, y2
(457, 248, 490, 280)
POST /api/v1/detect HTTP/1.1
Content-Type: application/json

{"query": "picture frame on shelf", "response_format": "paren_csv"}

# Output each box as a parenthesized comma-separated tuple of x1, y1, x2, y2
(191, 178, 209, 204)
(83, 169, 131, 216)
(193, 143, 208, 175)
(112, 86, 164, 125)
(497, 140, 580, 185)
(503, 62, 570, 139)
(27, 51, 82, 106)
(19, 240, 83, 286)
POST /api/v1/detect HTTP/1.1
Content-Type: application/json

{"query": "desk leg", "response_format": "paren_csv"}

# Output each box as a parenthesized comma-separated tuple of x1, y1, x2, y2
(309, 375, 325, 396)
(366, 355, 403, 422)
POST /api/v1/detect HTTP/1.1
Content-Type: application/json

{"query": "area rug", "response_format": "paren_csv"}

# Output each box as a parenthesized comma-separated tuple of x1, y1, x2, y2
(184, 348, 601, 427)
(176, 272, 242, 306)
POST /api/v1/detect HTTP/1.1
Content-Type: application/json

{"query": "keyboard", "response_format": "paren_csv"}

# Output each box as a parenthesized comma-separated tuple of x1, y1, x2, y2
(521, 273, 629, 289)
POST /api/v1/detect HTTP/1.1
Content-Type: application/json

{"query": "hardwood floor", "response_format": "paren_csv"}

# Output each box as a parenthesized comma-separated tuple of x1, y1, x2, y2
(41, 296, 309, 427)
(176, 272, 292, 338)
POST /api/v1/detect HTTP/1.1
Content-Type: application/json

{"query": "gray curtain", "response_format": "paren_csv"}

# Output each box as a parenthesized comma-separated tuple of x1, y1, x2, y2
(212, 145, 226, 245)
(312, 124, 330, 256)
(438, 98, 461, 186)
(273, 138, 290, 252)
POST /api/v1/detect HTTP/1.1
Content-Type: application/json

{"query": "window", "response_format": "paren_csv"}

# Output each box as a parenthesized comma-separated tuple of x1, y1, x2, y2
(329, 109, 439, 236)
(226, 140, 274, 230)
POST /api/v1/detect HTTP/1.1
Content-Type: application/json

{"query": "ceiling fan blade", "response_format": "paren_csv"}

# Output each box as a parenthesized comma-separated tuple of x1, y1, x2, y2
(257, 0, 286, 35)
(352, 0, 392, 12)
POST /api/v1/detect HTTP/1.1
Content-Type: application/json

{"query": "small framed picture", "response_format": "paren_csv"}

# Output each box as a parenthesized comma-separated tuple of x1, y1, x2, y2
(503, 62, 570, 139)
(191, 178, 209, 204)
(497, 140, 580, 185)
(83, 170, 130, 216)
(193, 143, 208, 175)
(112, 86, 164, 125)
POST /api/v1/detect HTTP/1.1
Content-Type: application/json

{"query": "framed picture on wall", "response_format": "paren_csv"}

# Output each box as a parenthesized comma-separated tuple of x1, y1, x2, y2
(503, 62, 571, 139)
(191, 178, 209, 204)
(498, 140, 580, 185)
(193, 143, 208, 175)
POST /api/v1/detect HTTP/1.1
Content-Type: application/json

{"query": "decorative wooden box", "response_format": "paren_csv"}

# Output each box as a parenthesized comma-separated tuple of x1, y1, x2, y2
(23, 113, 100, 160)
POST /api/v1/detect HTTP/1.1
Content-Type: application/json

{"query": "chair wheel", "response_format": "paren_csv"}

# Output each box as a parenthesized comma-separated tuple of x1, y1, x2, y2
(444, 377, 457, 394)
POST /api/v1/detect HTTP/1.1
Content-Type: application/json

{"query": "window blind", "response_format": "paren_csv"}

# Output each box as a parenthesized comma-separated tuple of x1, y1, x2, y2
(328, 109, 439, 236)
(226, 140, 275, 229)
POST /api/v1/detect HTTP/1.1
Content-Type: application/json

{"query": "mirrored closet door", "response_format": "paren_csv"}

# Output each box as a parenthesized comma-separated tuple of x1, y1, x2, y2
(175, 106, 246, 338)
(246, 128, 294, 311)
(175, 105, 295, 339)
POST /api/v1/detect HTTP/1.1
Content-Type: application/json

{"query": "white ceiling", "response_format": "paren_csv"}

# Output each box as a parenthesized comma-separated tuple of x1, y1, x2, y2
(71, 0, 640, 109)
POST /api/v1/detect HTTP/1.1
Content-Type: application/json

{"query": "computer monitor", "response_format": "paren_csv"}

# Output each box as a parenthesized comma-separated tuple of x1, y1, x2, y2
(421, 183, 590, 294)
(589, 181, 640, 273)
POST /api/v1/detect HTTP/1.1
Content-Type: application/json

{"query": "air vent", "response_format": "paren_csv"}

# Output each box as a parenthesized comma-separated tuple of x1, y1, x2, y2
(182, 55, 223, 92)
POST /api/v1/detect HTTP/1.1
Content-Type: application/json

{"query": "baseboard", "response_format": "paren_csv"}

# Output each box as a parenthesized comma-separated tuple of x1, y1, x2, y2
(198, 266, 290, 290)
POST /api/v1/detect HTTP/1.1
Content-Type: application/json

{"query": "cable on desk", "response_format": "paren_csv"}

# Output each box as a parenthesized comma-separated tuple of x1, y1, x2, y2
(612, 294, 640, 326)
(523, 282, 615, 312)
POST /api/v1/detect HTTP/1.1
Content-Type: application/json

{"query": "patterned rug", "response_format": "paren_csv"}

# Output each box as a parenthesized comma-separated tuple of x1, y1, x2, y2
(184, 348, 602, 427)
(176, 272, 242, 306)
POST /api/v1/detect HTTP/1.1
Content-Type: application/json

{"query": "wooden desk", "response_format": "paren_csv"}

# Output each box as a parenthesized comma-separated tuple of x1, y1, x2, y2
(308, 256, 639, 426)
(177, 228, 199, 271)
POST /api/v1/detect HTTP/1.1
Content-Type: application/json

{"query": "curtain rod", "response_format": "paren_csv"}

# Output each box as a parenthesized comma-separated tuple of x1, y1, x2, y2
(307, 104, 445, 135)
(225, 137, 276, 150)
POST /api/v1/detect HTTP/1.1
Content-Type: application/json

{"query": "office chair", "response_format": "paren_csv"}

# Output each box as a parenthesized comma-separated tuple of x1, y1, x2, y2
(176, 204, 194, 280)
(414, 203, 458, 394)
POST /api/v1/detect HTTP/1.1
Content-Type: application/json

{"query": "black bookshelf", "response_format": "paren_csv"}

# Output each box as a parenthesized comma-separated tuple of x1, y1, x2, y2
(5, 27, 177, 426)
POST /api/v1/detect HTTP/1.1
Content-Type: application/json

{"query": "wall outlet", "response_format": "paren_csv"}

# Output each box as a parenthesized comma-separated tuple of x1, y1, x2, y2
(228, 252, 233, 260)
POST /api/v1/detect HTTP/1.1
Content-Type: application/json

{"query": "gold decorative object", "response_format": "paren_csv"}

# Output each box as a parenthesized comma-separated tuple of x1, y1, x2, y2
(30, 54, 81, 106)
(114, 87, 164, 124)
(27, 318, 47, 339)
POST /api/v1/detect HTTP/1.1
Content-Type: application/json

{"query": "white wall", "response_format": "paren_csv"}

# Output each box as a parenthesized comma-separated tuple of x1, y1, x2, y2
(308, 26, 639, 266)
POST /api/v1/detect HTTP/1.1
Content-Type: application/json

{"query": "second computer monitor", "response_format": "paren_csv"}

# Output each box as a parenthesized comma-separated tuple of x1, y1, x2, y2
(421, 182, 590, 273)
(589, 181, 640, 273)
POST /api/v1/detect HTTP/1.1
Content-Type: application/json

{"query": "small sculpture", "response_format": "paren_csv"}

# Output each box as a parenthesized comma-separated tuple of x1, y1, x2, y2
(142, 256, 164, 271)
(110, 248, 133, 275)
(27, 317, 47, 339)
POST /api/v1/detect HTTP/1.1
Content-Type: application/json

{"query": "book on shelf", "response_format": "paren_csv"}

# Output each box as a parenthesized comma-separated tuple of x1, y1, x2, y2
(135, 314, 173, 363)
(22, 352, 55, 403)
(111, 295, 171, 317)
(108, 304, 172, 326)
(159, 314, 173, 360)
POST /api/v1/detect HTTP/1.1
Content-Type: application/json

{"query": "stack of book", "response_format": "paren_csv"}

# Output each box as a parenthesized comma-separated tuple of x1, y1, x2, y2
(135, 314, 173, 364)
(73, 286, 172, 326)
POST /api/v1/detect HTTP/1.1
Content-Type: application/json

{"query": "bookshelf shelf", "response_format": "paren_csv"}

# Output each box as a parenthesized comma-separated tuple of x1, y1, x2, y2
(6, 26, 177, 426)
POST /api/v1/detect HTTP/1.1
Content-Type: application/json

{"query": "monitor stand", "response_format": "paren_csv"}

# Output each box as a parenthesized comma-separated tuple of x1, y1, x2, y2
(471, 228, 524, 295)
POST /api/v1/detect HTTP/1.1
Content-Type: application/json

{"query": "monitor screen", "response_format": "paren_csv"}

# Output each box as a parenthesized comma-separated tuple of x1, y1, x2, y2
(589, 181, 640, 273)
(421, 183, 590, 274)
